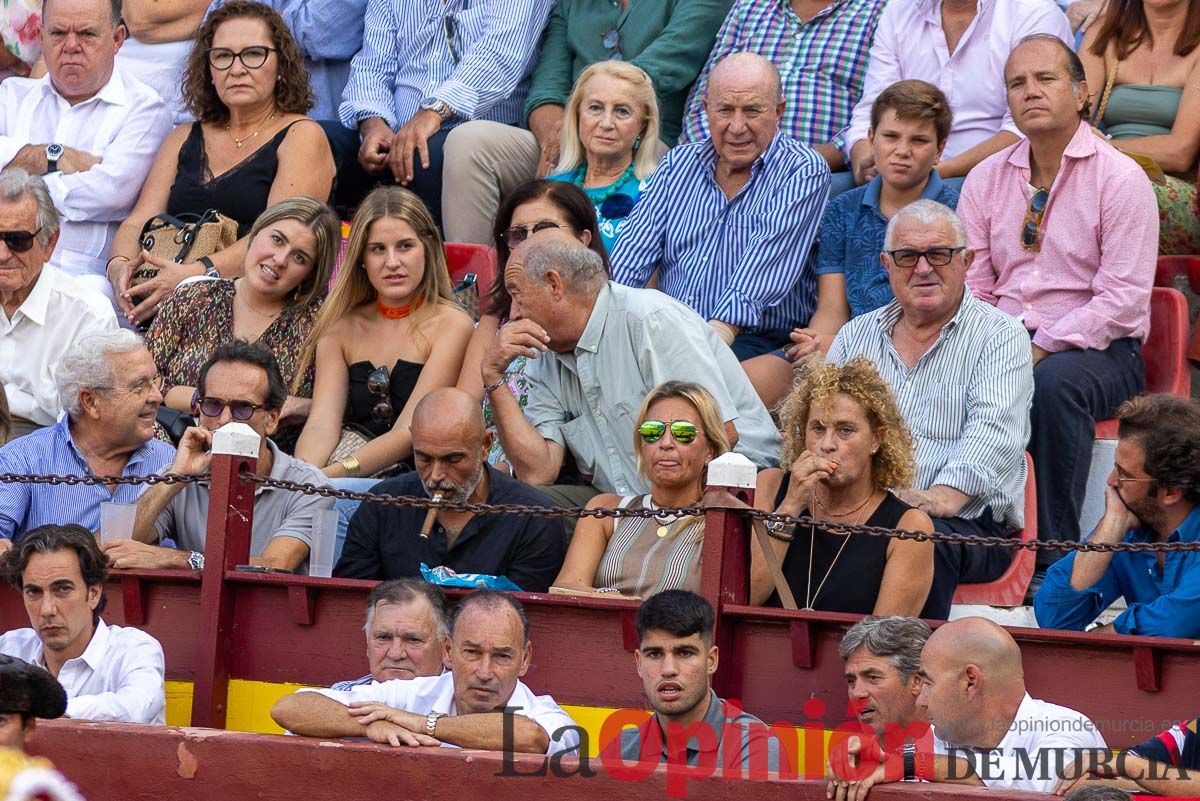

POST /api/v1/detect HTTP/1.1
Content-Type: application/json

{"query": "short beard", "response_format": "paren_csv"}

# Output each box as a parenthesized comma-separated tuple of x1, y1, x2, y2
(423, 460, 486, 504)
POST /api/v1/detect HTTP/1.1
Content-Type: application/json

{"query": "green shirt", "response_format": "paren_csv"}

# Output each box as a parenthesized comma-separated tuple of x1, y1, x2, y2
(524, 0, 732, 143)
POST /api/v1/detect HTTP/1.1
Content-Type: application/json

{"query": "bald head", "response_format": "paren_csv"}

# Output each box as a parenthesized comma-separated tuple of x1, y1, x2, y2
(928, 617, 1023, 683)
(706, 52, 782, 106)
(413, 388, 485, 444)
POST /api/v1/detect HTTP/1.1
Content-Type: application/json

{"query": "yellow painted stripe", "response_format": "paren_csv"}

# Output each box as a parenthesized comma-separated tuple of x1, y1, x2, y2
(166, 681, 827, 771)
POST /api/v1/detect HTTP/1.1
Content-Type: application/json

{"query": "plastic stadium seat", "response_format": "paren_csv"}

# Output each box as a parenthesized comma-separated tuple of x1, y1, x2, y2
(1153, 254, 1200, 288)
(444, 242, 498, 300)
(1095, 287, 1190, 439)
(952, 453, 1037, 607)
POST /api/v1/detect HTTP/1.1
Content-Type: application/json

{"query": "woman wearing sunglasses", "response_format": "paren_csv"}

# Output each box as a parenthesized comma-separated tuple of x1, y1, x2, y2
(552, 381, 729, 598)
(749, 357, 934, 616)
(145, 197, 340, 451)
(107, 0, 335, 327)
(294, 186, 474, 479)
(456, 180, 609, 473)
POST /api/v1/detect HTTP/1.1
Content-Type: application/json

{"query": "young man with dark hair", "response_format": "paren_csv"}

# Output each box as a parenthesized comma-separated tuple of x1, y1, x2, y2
(1035, 394, 1200, 637)
(609, 590, 785, 773)
(102, 341, 334, 573)
(0, 524, 165, 724)
(0, 654, 67, 751)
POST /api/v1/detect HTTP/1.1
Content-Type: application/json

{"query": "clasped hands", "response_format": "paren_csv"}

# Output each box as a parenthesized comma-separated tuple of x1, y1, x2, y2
(109, 250, 207, 326)
(348, 701, 442, 747)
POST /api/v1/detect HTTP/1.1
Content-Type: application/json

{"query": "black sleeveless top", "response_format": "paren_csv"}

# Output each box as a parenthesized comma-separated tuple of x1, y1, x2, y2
(166, 120, 303, 237)
(345, 359, 424, 438)
(767, 477, 913, 613)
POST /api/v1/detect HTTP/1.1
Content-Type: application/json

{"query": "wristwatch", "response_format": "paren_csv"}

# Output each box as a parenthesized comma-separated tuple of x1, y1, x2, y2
(903, 742, 917, 781)
(425, 710, 444, 738)
(199, 256, 219, 279)
(187, 551, 205, 572)
(765, 519, 795, 541)
(420, 98, 454, 123)
(44, 143, 63, 173)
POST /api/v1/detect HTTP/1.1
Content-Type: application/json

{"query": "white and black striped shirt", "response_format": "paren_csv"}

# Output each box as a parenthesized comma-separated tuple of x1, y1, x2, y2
(827, 291, 1033, 529)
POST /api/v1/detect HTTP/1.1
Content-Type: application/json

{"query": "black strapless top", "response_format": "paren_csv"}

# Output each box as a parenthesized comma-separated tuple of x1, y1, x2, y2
(344, 359, 424, 438)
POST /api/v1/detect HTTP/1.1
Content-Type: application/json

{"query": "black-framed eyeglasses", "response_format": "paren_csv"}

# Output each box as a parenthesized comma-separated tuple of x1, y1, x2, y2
(367, 365, 393, 424)
(885, 247, 965, 269)
(638, 420, 699, 445)
(602, 27, 622, 60)
(1021, 187, 1050, 251)
(0, 228, 41, 254)
(97, 373, 164, 398)
(503, 221, 565, 247)
(207, 46, 277, 70)
(197, 396, 264, 421)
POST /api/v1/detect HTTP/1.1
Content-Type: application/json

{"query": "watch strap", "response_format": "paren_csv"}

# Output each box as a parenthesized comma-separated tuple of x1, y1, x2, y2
(199, 256, 218, 279)
(903, 742, 916, 781)
(425, 710, 443, 738)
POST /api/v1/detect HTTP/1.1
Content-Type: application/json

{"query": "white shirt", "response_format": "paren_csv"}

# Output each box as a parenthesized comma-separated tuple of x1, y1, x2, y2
(0, 263, 117, 425)
(0, 619, 166, 724)
(304, 671, 581, 756)
(933, 693, 1107, 793)
(0, 67, 173, 280)
(116, 38, 193, 124)
(842, 0, 1073, 158)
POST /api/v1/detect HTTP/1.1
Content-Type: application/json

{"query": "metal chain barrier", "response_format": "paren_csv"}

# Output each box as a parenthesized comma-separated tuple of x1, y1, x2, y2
(2, 470, 1197, 556)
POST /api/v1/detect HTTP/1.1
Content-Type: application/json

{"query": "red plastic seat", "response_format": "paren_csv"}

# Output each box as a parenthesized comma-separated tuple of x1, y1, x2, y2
(1153, 255, 1200, 288)
(951, 453, 1037, 607)
(1094, 286, 1190, 439)
(444, 242, 497, 300)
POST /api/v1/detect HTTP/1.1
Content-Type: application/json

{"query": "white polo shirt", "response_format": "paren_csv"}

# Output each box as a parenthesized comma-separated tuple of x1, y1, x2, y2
(304, 671, 580, 756)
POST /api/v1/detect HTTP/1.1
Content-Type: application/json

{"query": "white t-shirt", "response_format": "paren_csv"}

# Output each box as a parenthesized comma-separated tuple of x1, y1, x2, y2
(304, 671, 581, 756)
(933, 693, 1107, 793)
(0, 619, 166, 724)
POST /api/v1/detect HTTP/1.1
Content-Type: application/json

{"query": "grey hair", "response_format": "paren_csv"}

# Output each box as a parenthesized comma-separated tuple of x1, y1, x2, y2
(838, 616, 932, 682)
(56, 329, 145, 417)
(363, 578, 449, 639)
(0, 170, 60, 248)
(1063, 789, 1130, 801)
(883, 199, 967, 251)
(522, 239, 607, 296)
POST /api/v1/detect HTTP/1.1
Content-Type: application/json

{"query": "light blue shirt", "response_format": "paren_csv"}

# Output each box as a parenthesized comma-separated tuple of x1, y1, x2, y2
(611, 133, 829, 335)
(339, 0, 554, 130)
(0, 416, 175, 541)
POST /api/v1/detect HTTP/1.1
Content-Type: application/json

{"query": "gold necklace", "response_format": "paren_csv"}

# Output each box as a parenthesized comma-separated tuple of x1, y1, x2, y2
(226, 112, 277, 149)
(648, 495, 701, 538)
(235, 283, 281, 318)
(803, 491, 877, 610)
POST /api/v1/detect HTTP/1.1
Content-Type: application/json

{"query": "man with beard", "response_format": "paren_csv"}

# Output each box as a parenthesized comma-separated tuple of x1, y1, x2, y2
(334, 388, 566, 591)
(1035, 395, 1200, 637)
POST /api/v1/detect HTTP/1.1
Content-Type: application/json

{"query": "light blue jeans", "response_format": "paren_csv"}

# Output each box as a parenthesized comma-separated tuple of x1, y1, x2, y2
(331, 477, 382, 565)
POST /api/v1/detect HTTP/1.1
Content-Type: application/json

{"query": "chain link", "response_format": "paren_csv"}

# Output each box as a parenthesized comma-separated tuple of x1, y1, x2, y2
(1, 469, 1194, 555)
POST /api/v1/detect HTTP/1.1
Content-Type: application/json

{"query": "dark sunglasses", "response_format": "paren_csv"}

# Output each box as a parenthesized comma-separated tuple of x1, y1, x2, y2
(638, 420, 699, 445)
(1021, 187, 1050, 251)
(197, 396, 265, 421)
(367, 365, 393, 424)
(0, 229, 41, 253)
(885, 246, 965, 269)
(207, 46, 276, 70)
(443, 14, 461, 64)
(503, 221, 564, 247)
(602, 27, 622, 60)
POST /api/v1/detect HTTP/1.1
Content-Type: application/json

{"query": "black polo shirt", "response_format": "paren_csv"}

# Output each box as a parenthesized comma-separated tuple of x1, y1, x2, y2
(333, 466, 566, 592)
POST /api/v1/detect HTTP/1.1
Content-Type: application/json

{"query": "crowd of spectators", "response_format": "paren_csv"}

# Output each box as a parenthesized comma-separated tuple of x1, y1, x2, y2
(0, 0, 1199, 787)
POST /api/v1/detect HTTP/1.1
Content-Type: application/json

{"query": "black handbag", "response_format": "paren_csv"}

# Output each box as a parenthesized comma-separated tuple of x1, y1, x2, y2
(156, 406, 193, 446)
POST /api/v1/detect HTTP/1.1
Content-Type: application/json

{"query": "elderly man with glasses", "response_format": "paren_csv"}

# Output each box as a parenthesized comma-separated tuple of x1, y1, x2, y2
(958, 35, 1157, 574)
(0, 326, 173, 552)
(102, 340, 332, 573)
(826, 199, 1033, 618)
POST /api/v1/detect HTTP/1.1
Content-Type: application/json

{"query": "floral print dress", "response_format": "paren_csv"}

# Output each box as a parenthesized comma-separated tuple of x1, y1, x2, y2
(0, 0, 40, 80)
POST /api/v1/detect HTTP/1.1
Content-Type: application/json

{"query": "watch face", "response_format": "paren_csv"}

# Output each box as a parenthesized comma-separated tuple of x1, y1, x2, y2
(45, 144, 63, 159)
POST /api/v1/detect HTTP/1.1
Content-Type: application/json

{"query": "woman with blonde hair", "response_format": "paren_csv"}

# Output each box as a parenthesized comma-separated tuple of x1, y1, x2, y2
(547, 61, 662, 251)
(552, 381, 729, 598)
(146, 197, 340, 450)
(294, 186, 473, 478)
(751, 357, 935, 617)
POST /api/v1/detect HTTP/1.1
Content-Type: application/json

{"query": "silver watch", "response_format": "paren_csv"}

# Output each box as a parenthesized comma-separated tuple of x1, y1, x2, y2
(187, 551, 205, 571)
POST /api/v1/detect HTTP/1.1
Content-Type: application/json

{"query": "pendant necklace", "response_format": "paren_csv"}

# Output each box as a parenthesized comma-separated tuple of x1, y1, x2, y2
(803, 490, 876, 610)
(227, 112, 277, 149)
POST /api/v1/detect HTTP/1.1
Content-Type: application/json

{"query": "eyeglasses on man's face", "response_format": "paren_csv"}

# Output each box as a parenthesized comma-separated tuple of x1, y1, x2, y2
(884, 246, 965, 269)
(0, 229, 41, 254)
(97, 374, 163, 398)
(196, 396, 265, 421)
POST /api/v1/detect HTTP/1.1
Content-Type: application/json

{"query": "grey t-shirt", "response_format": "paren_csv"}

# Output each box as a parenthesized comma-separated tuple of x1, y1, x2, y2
(154, 440, 333, 570)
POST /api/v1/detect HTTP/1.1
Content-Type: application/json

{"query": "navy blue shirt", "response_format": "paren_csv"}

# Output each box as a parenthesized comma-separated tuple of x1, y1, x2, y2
(1034, 506, 1200, 637)
(334, 465, 566, 592)
(815, 171, 959, 318)
(1132, 719, 1200, 770)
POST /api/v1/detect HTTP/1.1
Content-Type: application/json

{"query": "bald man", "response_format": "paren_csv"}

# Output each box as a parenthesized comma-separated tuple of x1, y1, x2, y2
(334, 388, 567, 591)
(611, 51, 829, 384)
(830, 617, 1105, 799)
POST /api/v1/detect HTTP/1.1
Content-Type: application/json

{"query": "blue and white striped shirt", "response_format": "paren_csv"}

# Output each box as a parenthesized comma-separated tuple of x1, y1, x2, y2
(610, 133, 829, 334)
(338, 0, 554, 130)
(0, 416, 175, 541)
(827, 291, 1033, 530)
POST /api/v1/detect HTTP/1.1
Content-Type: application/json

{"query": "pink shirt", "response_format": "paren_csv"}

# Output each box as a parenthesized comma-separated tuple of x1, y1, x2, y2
(842, 0, 1072, 158)
(961, 120, 1158, 353)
